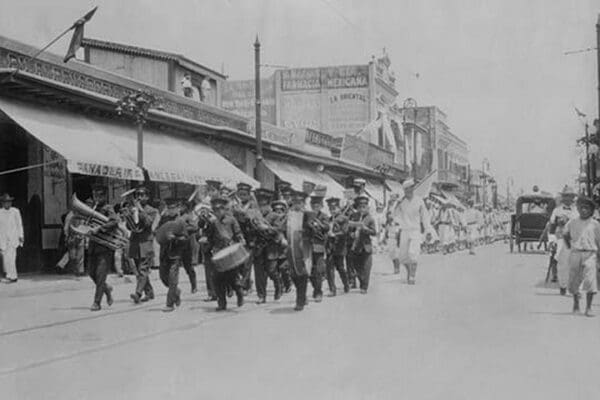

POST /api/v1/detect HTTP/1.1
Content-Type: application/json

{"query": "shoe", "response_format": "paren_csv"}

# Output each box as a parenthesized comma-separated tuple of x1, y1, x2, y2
(559, 288, 567, 296)
(227, 288, 233, 298)
(343, 286, 350, 294)
(360, 289, 367, 294)
(294, 304, 304, 311)
(203, 296, 217, 302)
(216, 305, 227, 312)
(237, 293, 245, 308)
(274, 288, 282, 301)
(256, 297, 266, 305)
(90, 303, 101, 312)
(407, 279, 416, 285)
(327, 291, 337, 297)
(191, 287, 198, 294)
(284, 287, 292, 294)
(1, 278, 17, 284)
(130, 293, 141, 304)
(314, 294, 323, 303)
(163, 305, 175, 312)
(106, 286, 114, 306)
(585, 309, 595, 317)
(140, 295, 154, 302)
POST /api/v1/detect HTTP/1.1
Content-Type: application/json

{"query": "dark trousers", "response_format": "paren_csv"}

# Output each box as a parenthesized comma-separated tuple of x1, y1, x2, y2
(292, 273, 308, 307)
(279, 258, 292, 290)
(215, 267, 243, 309)
(310, 252, 325, 297)
(346, 253, 357, 286)
(353, 251, 373, 290)
(159, 257, 181, 307)
(240, 247, 254, 291)
(182, 247, 197, 291)
(201, 247, 216, 298)
(134, 255, 154, 298)
(89, 252, 112, 305)
(255, 257, 283, 299)
(326, 254, 349, 293)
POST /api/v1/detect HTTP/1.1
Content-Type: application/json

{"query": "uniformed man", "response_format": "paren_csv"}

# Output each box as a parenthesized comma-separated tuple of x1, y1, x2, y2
(549, 185, 578, 294)
(269, 199, 291, 294)
(346, 198, 360, 288)
(437, 203, 454, 254)
(348, 195, 377, 293)
(199, 180, 221, 302)
(463, 200, 483, 255)
(128, 185, 159, 304)
(87, 184, 117, 311)
(233, 182, 257, 294)
(253, 188, 282, 304)
(285, 190, 311, 311)
(203, 196, 246, 311)
(179, 200, 199, 294)
(277, 181, 293, 208)
(156, 198, 188, 312)
(306, 192, 330, 302)
(325, 197, 349, 296)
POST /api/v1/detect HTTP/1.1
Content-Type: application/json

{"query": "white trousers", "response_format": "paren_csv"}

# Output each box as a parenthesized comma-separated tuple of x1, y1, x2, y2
(556, 239, 571, 289)
(0, 246, 18, 280)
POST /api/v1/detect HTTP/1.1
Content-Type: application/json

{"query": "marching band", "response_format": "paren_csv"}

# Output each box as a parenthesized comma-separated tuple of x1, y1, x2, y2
(74, 178, 510, 313)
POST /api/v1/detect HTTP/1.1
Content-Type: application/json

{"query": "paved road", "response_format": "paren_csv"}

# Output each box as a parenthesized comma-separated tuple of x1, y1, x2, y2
(1, 243, 599, 399)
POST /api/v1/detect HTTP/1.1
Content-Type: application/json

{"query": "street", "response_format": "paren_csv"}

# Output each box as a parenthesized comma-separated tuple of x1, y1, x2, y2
(0, 243, 597, 400)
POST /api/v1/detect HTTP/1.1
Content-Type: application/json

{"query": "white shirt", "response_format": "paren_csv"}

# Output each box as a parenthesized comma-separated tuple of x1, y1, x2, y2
(549, 205, 578, 239)
(392, 195, 431, 237)
(0, 207, 24, 250)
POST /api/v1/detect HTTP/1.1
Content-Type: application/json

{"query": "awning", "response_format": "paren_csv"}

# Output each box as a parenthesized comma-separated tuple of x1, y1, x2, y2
(263, 158, 345, 200)
(0, 97, 257, 186)
(365, 179, 385, 205)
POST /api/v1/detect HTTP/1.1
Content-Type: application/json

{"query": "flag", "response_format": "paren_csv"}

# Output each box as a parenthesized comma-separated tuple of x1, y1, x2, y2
(413, 169, 437, 199)
(63, 7, 98, 63)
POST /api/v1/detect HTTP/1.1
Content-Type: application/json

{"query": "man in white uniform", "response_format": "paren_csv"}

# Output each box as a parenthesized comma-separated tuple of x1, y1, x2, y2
(390, 179, 433, 285)
(463, 200, 483, 255)
(0, 193, 23, 283)
(548, 186, 578, 295)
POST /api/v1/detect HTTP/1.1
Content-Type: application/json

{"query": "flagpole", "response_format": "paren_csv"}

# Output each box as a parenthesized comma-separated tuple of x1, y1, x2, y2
(28, 26, 74, 63)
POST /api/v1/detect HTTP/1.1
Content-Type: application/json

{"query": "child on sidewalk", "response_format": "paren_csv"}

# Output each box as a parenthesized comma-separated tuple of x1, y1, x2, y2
(563, 196, 600, 317)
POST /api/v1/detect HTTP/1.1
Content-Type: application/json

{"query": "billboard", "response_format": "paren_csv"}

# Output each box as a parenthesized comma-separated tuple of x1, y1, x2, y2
(326, 87, 370, 135)
(221, 78, 276, 124)
(280, 91, 321, 130)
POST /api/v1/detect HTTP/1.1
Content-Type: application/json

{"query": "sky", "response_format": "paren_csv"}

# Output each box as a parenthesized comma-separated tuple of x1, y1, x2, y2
(0, 0, 598, 194)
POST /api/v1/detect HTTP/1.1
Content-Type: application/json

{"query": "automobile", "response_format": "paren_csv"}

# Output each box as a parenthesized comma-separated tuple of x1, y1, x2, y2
(509, 194, 556, 253)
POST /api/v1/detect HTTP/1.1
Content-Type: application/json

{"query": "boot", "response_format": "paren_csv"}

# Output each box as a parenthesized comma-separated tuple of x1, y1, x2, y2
(106, 285, 113, 306)
(274, 280, 282, 301)
(90, 303, 101, 312)
(236, 289, 245, 307)
(130, 293, 141, 304)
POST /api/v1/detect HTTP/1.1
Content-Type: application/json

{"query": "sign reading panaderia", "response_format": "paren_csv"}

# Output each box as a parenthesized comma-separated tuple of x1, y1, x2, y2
(72, 162, 143, 180)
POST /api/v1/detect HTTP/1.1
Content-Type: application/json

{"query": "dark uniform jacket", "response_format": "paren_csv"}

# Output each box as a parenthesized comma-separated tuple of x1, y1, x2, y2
(88, 203, 119, 255)
(205, 214, 244, 254)
(128, 204, 158, 259)
(350, 213, 377, 254)
(265, 211, 288, 260)
(305, 210, 330, 253)
(327, 212, 349, 256)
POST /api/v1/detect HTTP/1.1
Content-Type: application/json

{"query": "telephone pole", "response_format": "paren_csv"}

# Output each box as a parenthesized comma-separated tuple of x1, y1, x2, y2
(254, 36, 263, 180)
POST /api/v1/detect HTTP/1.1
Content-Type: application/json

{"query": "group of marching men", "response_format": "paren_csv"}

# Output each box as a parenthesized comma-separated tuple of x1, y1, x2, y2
(421, 201, 511, 255)
(81, 177, 382, 312)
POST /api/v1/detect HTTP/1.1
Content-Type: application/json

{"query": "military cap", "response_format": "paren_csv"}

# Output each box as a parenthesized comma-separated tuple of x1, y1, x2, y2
(277, 181, 292, 191)
(210, 196, 229, 207)
(354, 195, 369, 206)
(326, 197, 341, 207)
(271, 199, 288, 210)
(205, 180, 222, 190)
(310, 195, 324, 205)
(237, 182, 252, 192)
(353, 178, 366, 187)
(292, 190, 308, 201)
(0, 193, 14, 202)
(255, 188, 274, 199)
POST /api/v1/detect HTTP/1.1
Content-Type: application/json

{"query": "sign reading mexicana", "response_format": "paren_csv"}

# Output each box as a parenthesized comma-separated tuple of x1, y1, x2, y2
(281, 65, 369, 91)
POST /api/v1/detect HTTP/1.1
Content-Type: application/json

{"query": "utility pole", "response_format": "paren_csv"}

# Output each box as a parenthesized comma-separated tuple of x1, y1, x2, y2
(254, 36, 263, 180)
(594, 14, 600, 191)
(585, 122, 591, 196)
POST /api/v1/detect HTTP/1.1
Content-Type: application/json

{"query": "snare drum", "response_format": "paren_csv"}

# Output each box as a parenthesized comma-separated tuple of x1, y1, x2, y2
(211, 243, 249, 272)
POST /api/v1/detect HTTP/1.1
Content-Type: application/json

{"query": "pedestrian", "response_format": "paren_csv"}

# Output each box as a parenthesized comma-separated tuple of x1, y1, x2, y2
(389, 179, 433, 285)
(325, 197, 349, 296)
(86, 185, 116, 311)
(0, 193, 23, 283)
(562, 196, 600, 317)
(548, 186, 578, 295)
(348, 195, 377, 294)
(128, 185, 159, 304)
(198, 180, 221, 302)
(231, 182, 258, 295)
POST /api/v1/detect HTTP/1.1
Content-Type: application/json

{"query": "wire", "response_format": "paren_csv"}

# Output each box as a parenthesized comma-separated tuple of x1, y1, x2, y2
(564, 47, 597, 55)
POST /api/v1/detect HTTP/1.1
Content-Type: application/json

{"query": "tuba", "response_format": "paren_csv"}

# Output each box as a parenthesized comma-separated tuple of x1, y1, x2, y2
(70, 194, 129, 251)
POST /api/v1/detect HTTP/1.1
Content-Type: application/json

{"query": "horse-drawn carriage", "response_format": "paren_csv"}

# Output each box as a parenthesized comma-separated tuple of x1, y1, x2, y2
(509, 194, 556, 253)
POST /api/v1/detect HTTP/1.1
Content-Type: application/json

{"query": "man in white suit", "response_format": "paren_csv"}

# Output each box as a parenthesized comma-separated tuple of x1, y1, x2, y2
(0, 193, 23, 283)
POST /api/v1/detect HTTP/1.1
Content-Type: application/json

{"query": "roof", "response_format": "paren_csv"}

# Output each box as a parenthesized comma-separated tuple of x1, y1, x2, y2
(81, 38, 227, 80)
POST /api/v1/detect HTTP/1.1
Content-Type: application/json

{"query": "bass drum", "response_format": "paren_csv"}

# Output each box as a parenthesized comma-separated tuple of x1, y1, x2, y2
(212, 243, 250, 272)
